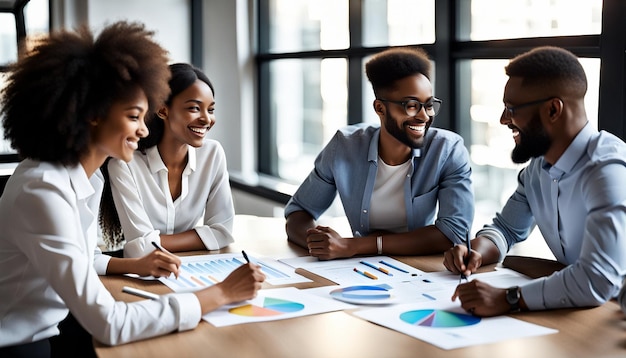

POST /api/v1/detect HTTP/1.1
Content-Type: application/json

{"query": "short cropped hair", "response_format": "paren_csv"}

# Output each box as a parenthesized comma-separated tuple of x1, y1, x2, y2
(1, 21, 171, 165)
(365, 47, 432, 98)
(505, 46, 587, 99)
(139, 63, 215, 151)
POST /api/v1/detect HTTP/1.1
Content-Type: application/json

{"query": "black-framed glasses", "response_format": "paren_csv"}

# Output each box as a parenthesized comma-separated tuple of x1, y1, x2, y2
(503, 97, 555, 120)
(378, 97, 442, 117)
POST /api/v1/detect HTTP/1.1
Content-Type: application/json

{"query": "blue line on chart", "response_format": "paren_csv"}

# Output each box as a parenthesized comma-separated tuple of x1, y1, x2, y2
(232, 257, 289, 278)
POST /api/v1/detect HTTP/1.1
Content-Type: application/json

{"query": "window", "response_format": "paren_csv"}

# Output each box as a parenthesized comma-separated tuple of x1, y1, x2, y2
(258, 0, 624, 231)
(0, 0, 49, 160)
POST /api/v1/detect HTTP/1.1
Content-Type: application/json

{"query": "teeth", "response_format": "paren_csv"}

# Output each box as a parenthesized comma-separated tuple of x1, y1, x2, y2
(190, 127, 207, 134)
(512, 129, 519, 137)
(408, 125, 425, 132)
(127, 140, 138, 150)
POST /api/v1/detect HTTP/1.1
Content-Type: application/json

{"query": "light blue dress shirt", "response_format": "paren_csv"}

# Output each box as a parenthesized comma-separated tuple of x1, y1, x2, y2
(284, 124, 474, 245)
(478, 123, 626, 310)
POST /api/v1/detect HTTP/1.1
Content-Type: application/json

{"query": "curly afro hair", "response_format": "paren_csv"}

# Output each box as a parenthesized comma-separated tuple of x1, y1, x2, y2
(365, 47, 432, 98)
(1, 21, 171, 165)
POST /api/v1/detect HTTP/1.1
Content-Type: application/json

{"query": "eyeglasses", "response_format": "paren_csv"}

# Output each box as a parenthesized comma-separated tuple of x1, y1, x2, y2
(503, 97, 554, 120)
(378, 98, 442, 117)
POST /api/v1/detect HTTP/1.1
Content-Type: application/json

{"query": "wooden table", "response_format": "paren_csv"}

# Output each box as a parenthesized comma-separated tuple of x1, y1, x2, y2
(95, 216, 625, 358)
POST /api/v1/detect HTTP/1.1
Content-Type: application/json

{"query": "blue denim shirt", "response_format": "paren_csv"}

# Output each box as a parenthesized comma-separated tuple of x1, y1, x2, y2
(284, 124, 474, 245)
(478, 123, 626, 310)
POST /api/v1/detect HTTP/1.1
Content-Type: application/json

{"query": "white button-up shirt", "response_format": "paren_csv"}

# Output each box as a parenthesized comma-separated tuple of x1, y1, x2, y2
(107, 141, 235, 257)
(0, 160, 201, 347)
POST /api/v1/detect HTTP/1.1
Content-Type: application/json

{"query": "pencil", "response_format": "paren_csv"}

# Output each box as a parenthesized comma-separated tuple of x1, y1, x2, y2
(242, 250, 250, 263)
(353, 267, 378, 280)
(359, 261, 392, 276)
(379, 260, 410, 273)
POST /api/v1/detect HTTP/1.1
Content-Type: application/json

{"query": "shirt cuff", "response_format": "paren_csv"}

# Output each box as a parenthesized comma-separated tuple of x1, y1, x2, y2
(169, 293, 202, 332)
(123, 231, 161, 258)
(194, 226, 234, 250)
(475, 227, 508, 262)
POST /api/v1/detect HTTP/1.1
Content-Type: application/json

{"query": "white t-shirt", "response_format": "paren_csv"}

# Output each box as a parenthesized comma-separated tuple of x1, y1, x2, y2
(368, 156, 411, 233)
(107, 141, 235, 257)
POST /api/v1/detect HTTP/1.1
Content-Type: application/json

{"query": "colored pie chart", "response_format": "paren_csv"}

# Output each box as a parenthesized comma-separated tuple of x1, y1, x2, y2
(400, 309, 480, 328)
(229, 297, 305, 317)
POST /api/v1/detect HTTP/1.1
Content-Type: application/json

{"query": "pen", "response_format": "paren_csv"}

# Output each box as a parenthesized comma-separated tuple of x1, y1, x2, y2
(353, 267, 378, 280)
(379, 260, 410, 273)
(242, 250, 250, 263)
(122, 286, 159, 300)
(151, 241, 179, 279)
(360, 261, 393, 276)
(152, 241, 168, 253)
(460, 229, 471, 283)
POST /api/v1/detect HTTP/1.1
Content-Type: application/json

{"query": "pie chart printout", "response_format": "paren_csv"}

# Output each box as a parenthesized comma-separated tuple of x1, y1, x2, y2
(400, 309, 481, 328)
(229, 297, 305, 317)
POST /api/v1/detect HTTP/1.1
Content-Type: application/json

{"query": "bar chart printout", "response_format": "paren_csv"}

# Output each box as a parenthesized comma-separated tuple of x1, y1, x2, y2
(159, 253, 310, 292)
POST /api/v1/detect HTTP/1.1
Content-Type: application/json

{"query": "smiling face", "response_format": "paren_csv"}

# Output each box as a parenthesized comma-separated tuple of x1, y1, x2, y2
(91, 87, 149, 163)
(161, 79, 215, 148)
(501, 77, 552, 163)
(377, 73, 434, 149)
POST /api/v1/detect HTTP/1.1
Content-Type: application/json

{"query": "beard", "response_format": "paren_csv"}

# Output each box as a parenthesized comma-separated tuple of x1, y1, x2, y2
(511, 112, 552, 164)
(383, 112, 432, 149)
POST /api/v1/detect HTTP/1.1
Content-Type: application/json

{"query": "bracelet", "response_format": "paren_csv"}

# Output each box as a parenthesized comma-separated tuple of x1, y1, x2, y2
(376, 235, 383, 255)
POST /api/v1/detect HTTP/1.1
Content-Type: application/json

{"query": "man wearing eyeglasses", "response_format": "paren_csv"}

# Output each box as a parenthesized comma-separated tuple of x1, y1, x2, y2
(445, 46, 626, 317)
(285, 47, 474, 260)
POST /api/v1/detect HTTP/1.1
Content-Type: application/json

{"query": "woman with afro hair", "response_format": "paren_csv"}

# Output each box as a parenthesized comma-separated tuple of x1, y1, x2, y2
(0, 21, 264, 357)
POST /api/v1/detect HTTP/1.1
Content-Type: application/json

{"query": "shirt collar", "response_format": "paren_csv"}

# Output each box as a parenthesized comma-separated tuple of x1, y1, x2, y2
(547, 122, 594, 174)
(368, 128, 422, 163)
(69, 163, 96, 200)
(145, 145, 197, 174)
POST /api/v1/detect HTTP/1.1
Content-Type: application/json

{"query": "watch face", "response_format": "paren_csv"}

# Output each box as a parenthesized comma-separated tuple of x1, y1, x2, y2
(506, 286, 520, 304)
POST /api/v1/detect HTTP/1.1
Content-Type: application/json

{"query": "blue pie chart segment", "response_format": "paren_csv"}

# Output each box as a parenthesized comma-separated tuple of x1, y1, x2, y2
(400, 309, 480, 328)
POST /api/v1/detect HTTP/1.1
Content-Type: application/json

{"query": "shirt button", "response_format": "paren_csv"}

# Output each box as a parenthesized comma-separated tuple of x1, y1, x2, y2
(363, 209, 368, 213)
(553, 179, 558, 183)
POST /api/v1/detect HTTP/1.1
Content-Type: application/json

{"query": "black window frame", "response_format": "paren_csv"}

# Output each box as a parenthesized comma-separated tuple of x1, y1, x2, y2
(256, 0, 625, 181)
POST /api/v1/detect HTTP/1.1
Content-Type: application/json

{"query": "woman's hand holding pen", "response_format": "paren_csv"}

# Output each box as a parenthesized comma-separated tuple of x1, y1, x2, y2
(134, 249, 182, 278)
(218, 263, 266, 303)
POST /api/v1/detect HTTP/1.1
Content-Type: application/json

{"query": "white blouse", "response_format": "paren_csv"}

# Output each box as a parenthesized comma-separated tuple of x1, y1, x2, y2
(107, 141, 235, 257)
(0, 159, 201, 347)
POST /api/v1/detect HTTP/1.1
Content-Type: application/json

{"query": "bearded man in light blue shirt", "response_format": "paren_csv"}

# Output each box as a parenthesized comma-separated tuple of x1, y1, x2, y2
(445, 46, 626, 317)
(285, 47, 474, 260)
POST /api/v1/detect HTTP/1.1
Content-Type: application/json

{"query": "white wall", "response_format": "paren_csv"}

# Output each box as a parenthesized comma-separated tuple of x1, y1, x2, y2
(51, 0, 191, 63)
(49, 0, 281, 216)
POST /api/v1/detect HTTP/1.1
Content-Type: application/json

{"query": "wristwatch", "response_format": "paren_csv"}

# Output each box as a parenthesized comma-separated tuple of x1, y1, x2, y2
(505, 286, 521, 312)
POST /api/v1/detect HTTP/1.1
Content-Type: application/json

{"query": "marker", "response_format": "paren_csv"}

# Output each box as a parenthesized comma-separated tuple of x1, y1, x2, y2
(379, 260, 410, 273)
(353, 267, 378, 280)
(360, 261, 393, 276)
(122, 286, 159, 300)
(242, 250, 250, 263)
(460, 229, 471, 283)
